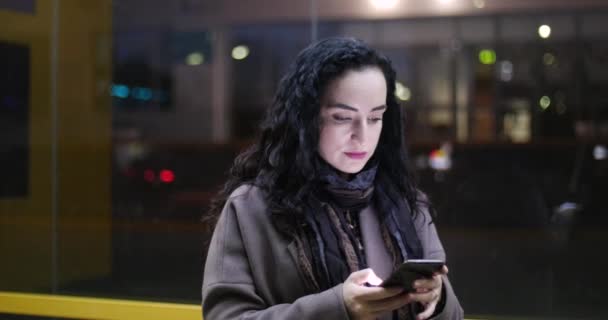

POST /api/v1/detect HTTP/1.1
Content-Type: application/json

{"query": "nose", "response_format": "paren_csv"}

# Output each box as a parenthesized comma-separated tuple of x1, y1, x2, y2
(351, 119, 367, 145)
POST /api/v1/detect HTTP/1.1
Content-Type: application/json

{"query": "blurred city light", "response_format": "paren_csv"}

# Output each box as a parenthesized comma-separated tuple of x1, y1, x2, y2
(160, 169, 175, 183)
(232, 45, 250, 60)
(429, 144, 452, 171)
(370, 0, 399, 10)
(186, 52, 204, 65)
(543, 52, 556, 66)
(473, 0, 485, 9)
(538, 25, 551, 39)
(594, 145, 608, 160)
(111, 84, 130, 98)
(143, 169, 155, 183)
(479, 49, 496, 65)
(499, 60, 513, 82)
(540, 96, 551, 110)
(395, 81, 411, 101)
(132, 87, 153, 101)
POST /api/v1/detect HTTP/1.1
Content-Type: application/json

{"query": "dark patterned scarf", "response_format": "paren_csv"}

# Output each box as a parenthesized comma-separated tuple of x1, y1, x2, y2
(297, 161, 423, 292)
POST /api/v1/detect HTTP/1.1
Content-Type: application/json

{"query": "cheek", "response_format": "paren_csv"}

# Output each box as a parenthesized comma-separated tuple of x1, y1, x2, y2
(319, 127, 345, 155)
(370, 125, 383, 148)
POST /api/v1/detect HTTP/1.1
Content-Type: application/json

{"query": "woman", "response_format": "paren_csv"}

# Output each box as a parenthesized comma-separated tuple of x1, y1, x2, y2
(202, 37, 463, 320)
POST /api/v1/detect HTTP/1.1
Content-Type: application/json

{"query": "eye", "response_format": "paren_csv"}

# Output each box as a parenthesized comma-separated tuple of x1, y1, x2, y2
(332, 114, 351, 122)
(368, 117, 383, 123)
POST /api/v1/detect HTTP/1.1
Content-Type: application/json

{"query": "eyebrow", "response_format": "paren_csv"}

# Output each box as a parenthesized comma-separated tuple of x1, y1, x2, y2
(327, 103, 387, 112)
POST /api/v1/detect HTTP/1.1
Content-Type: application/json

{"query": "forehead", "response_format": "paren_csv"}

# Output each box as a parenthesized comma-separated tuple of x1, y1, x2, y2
(321, 67, 387, 112)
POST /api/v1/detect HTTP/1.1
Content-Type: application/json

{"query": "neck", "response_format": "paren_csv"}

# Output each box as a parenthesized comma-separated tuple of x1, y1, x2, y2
(338, 171, 352, 180)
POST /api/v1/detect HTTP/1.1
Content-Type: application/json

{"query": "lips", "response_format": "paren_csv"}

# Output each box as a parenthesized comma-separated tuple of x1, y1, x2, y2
(344, 152, 367, 159)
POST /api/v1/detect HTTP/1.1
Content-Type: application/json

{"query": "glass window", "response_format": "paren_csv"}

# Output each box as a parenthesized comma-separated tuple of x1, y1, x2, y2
(1, 1, 607, 319)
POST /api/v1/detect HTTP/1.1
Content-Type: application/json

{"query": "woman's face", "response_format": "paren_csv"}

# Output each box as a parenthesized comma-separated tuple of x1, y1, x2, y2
(318, 67, 387, 175)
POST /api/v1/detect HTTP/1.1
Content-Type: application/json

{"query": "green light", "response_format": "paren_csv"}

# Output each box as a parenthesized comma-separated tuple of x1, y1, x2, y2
(395, 81, 411, 101)
(540, 96, 551, 110)
(186, 52, 204, 66)
(479, 49, 496, 65)
(232, 45, 250, 60)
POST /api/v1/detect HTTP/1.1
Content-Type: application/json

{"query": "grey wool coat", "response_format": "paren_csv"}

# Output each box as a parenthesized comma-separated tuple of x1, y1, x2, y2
(202, 185, 464, 320)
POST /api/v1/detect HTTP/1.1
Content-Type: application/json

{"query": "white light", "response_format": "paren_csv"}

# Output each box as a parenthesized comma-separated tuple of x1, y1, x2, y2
(370, 0, 399, 10)
(473, 0, 485, 9)
(594, 145, 607, 160)
(395, 82, 411, 101)
(186, 52, 204, 65)
(232, 45, 250, 60)
(429, 148, 452, 171)
(538, 25, 552, 39)
(499, 61, 513, 82)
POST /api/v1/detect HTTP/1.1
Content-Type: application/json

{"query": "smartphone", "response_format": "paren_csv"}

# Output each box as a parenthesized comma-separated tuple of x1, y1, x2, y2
(379, 259, 445, 291)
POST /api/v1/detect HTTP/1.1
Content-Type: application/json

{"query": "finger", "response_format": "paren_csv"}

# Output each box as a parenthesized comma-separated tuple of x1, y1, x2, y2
(408, 288, 441, 304)
(366, 270, 383, 286)
(355, 285, 404, 301)
(348, 268, 381, 285)
(416, 299, 438, 320)
(367, 292, 412, 313)
(413, 278, 440, 291)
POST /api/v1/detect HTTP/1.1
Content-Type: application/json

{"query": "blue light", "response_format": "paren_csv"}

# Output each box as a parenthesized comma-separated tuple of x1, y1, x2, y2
(111, 84, 130, 98)
(132, 87, 153, 101)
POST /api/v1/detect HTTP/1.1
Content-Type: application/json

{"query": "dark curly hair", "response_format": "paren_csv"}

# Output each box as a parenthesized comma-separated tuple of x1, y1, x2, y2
(207, 37, 424, 229)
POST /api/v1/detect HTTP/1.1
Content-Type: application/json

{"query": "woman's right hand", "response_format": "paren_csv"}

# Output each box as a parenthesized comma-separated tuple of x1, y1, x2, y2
(343, 268, 411, 320)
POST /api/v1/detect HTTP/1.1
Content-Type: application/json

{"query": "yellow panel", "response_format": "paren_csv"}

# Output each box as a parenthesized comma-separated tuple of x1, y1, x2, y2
(0, 0, 113, 290)
(56, 0, 113, 285)
(0, 291, 493, 320)
(0, 291, 201, 320)
(0, 0, 54, 291)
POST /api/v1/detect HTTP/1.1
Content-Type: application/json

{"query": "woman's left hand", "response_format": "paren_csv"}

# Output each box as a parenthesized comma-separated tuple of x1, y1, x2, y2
(408, 265, 448, 320)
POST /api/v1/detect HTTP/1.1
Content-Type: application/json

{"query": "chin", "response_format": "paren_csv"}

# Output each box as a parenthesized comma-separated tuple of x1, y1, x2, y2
(336, 163, 366, 174)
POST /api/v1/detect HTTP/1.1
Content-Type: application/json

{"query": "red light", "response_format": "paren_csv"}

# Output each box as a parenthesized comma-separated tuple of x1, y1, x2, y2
(430, 149, 444, 159)
(160, 169, 175, 183)
(143, 169, 155, 183)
